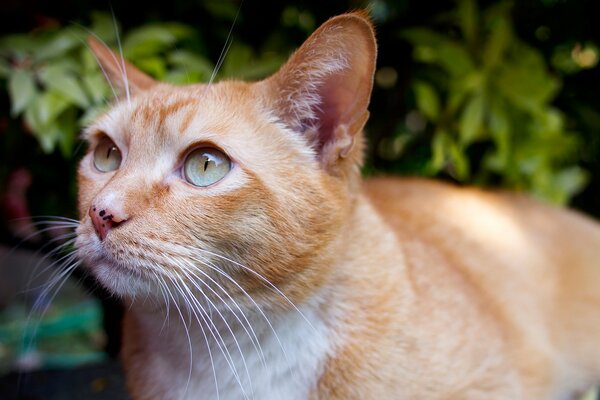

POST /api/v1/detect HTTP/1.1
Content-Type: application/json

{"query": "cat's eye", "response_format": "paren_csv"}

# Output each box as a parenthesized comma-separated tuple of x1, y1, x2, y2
(184, 148, 231, 187)
(93, 137, 122, 172)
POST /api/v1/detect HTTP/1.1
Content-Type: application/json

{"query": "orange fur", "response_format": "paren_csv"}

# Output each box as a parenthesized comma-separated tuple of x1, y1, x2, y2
(77, 12, 600, 399)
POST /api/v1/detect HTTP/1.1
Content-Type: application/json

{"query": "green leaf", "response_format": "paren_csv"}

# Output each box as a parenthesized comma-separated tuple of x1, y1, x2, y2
(554, 167, 589, 204)
(134, 57, 167, 80)
(401, 28, 475, 76)
(487, 96, 511, 170)
(203, 0, 240, 20)
(496, 44, 560, 111)
(448, 139, 470, 180)
(79, 104, 108, 127)
(123, 24, 194, 59)
(30, 90, 71, 128)
(457, 0, 478, 47)
(82, 73, 110, 104)
(90, 11, 119, 43)
(0, 34, 41, 58)
(482, 14, 511, 70)
(430, 130, 449, 173)
(413, 81, 440, 121)
(39, 65, 90, 108)
(0, 59, 10, 78)
(168, 51, 214, 80)
(34, 28, 81, 62)
(8, 69, 37, 116)
(459, 92, 485, 145)
(56, 108, 78, 157)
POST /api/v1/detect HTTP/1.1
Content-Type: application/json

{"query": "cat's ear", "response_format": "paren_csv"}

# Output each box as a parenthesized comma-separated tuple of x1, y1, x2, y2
(260, 11, 376, 178)
(87, 36, 156, 94)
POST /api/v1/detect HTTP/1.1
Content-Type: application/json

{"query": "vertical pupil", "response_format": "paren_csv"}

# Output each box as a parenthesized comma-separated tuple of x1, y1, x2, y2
(106, 146, 113, 159)
(203, 157, 210, 172)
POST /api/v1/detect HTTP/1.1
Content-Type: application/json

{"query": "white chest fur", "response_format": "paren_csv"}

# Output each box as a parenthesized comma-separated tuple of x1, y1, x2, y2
(130, 299, 334, 400)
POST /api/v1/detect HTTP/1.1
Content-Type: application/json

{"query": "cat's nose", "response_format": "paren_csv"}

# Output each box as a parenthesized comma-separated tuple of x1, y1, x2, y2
(88, 205, 128, 241)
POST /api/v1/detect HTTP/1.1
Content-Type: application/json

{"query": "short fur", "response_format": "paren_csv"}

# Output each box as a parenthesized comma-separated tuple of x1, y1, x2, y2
(77, 12, 600, 399)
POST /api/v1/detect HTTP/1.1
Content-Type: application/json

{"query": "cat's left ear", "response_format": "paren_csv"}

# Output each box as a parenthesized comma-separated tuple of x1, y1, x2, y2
(88, 36, 156, 94)
(259, 11, 376, 178)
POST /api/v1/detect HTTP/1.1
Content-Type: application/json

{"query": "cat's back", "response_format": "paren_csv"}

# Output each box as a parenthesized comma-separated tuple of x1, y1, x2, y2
(363, 176, 600, 269)
(363, 176, 600, 391)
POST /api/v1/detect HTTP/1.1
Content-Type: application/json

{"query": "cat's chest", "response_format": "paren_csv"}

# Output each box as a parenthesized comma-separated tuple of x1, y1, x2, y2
(125, 302, 334, 400)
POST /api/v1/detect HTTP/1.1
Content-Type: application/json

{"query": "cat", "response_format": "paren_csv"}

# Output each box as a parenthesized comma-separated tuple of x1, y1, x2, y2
(76, 10, 600, 399)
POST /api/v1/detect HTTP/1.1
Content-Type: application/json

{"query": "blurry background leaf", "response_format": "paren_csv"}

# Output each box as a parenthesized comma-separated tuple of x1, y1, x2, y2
(8, 69, 37, 116)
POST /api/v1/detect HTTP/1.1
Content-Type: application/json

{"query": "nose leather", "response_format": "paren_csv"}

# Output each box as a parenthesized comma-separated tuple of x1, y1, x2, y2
(89, 205, 127, 241)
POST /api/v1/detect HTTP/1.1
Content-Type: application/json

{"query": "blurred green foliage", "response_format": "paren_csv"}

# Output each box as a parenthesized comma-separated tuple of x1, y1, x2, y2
(0, 0, 598, 210)
(401, 0, 587, 204)
(0, 11, 284, 158)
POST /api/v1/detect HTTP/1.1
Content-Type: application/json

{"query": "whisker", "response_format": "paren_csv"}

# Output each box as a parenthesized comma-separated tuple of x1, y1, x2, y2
(176, 256, 267, 369)
(168, 273, 249, 399)
(158, 273, 196, 398)
(68, 23, 119, 101)
(176, 265, 255, 399)
(110, 5, 131, 105)
(197, 248, 318, 333)
(207, 0, 244, 86)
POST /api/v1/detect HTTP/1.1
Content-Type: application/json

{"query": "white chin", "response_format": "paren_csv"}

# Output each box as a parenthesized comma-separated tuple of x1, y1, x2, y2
(92, 262, 155, 299)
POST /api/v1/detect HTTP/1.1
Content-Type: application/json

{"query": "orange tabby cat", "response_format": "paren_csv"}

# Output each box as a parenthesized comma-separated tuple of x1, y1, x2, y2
(77, 11, 600, 399)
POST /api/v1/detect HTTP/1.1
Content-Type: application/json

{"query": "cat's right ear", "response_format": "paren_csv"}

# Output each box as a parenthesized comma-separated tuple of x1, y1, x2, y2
(258, 11, 376, 181)
(87, 36, 156, 94)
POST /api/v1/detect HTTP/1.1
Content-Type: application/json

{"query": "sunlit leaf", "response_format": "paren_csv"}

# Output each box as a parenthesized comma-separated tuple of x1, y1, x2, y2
(496, 44, 559, 110)
(34, 28, 81, 62)
(168, 51, 214, 81)
(430, 130, 449, 173)
(135, 57, 167, 80)
(413, 81, 440, 121)
(123, 24, 194, 59)
(448, 139, 470, 180)
(8, 69, 37, 116)
(459, 92, 485, 145)
(39, 64, 90, 107)
(82, 73, 110, 103)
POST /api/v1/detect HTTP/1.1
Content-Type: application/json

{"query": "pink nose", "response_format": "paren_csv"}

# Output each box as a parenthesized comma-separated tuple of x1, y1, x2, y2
(89, 205, 128, 241)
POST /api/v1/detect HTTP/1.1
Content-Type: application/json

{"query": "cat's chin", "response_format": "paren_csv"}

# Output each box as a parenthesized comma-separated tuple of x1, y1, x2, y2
(90, 261, 156, 299)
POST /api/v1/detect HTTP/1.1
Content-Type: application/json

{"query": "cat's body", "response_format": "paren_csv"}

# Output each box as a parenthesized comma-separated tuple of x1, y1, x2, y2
(77, 12, 600, 399)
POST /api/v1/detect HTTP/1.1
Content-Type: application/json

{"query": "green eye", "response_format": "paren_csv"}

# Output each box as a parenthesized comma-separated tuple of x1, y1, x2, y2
(184, 148, 231, 187)
(93, 137, 122, 172)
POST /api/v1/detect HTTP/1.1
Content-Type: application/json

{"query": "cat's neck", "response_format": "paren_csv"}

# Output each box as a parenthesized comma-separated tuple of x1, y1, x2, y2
(123, 194, 409, 399)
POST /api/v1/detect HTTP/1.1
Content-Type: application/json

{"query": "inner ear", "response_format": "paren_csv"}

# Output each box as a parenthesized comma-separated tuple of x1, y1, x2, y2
(259, 11, 376, 173)
(88, 36, 156, 95)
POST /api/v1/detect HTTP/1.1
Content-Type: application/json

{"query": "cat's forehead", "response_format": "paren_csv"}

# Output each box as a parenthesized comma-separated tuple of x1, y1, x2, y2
(85, 81, 315, 172)
(92, 82, 262, 142)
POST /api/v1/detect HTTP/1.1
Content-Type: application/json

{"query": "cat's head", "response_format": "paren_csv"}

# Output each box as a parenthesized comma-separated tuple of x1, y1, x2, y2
(76, 12, 376, 309)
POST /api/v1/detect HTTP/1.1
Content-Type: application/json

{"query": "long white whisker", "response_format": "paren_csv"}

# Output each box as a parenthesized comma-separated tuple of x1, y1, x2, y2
(185, 250, 290, 367)
(177, 265, 255, 399)
(169, 273, 250, 400)
(158, 273, 196, 398)
(110, 6, 131, 105)
(69, 24, 119, 101)
(208, 0, 244, 85)
(176, 256, 267, 369)
(198, 248, 318, 333)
